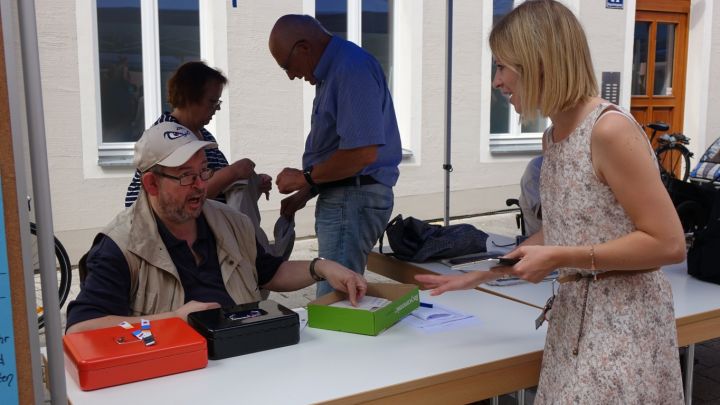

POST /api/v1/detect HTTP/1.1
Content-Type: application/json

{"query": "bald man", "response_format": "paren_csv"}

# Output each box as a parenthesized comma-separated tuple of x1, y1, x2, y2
(269, 15, 402, 297)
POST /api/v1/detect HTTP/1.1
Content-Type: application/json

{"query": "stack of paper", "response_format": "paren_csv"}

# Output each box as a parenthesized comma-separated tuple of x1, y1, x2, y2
(329, 295, 390, 311)
(402, 304, 474, 329)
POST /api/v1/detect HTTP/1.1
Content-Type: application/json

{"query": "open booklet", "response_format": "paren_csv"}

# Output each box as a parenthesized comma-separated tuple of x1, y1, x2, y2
(402, 303, 474, 330)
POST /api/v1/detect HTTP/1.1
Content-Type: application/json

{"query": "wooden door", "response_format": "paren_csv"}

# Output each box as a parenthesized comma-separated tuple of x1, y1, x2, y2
(630, 1, 689, 146)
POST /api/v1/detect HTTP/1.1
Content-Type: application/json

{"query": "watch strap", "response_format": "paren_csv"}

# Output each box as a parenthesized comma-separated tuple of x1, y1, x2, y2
(303, 166, 317, 187)
(309, 257, 326, 281)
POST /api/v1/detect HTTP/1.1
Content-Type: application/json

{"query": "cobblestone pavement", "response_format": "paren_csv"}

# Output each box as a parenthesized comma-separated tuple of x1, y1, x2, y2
(45, 213, 719, 404)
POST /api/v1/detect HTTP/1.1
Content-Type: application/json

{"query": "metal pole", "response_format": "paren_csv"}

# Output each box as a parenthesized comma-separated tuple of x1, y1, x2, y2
(443, 0, 453, 226)
(17, 0, 67, 403)
(1, 1, 44, 402)
(684, 344, 694, 405)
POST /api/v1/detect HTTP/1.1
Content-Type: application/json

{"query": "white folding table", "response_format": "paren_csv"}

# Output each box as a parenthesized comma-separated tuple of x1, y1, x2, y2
(368, 237, 720, 405)
(55, 289, 548, 404)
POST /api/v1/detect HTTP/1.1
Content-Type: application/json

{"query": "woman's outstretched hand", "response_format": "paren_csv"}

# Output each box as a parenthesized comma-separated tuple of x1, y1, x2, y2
(414, 271, 501, 296)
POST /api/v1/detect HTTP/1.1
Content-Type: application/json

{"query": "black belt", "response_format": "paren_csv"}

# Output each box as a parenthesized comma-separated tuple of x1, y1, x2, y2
(317, 175, 378, 190)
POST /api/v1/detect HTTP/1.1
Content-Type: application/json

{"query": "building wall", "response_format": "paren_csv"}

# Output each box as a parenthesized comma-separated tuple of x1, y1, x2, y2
(225, 1, 314, 232)
(708, 1, 720, 150)
(684, 0, 716, 157)
(579, 0, 633, 109)
(35, 1, 131, 262)
(25, 0, 720, 263)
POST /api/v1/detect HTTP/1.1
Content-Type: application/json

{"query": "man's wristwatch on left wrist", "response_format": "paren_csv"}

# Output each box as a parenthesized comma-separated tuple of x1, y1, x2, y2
(309, 257, 326, 281)
(303, 166, 317, 187)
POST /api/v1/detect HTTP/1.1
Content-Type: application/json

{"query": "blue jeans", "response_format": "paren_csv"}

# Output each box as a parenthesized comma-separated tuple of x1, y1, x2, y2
(314, 183, 394, 297)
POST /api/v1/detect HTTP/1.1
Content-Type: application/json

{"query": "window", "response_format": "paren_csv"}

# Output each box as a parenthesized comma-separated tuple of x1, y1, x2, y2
(362, 0, 392, 87)
(488, 0, 547, 154)
(95, 0, 200, 166)
(315, 0, 392, 82)
(315, 0, 348, 39)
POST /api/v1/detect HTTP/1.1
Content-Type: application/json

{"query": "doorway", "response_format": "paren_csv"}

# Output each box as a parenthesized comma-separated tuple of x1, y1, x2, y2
(630, 0, 689, 146)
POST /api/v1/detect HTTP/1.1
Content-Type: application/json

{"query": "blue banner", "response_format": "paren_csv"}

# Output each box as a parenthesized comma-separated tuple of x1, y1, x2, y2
(0, 180, 19, 404)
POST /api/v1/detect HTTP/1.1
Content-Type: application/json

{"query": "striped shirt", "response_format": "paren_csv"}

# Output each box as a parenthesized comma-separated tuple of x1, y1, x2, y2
(124, 113, 229, 207)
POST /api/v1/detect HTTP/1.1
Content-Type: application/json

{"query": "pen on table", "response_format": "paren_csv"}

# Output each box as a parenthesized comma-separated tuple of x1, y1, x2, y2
(419, 302, 433, 308)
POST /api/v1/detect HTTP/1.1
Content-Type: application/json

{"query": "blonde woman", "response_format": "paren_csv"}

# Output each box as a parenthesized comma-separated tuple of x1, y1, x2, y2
(416, 1, 685, 403)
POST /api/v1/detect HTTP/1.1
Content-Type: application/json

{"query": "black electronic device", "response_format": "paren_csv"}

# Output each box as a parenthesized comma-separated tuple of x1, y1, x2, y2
(497, 257, 520, 266)
(445, 251, 505, 266)
(187, 300, 299, 360)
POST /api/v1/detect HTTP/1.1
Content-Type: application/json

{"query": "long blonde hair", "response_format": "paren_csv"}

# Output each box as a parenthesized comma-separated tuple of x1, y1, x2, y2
(489, 0, 598, 121)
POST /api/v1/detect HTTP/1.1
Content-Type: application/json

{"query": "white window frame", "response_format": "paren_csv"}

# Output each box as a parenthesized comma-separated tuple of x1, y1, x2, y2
(77, 0, 210, 174)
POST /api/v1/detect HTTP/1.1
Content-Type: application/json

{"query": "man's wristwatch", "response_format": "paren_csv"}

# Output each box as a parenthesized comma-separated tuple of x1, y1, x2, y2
(309, 257, 326, 281)
(303, 166, 317, 187)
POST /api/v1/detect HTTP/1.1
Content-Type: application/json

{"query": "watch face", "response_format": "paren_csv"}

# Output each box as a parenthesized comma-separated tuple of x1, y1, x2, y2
(303, 167, 316, 186)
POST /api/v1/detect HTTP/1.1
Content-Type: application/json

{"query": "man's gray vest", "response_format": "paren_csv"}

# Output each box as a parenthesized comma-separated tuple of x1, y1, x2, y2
(99, 191, 262, 315)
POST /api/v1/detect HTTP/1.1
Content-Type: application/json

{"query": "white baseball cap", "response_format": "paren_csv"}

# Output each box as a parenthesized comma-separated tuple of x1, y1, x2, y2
(134, 122, 217, 172)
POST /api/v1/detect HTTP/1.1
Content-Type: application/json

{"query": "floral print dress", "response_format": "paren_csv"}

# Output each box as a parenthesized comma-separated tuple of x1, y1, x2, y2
(534, 103, 684, 404)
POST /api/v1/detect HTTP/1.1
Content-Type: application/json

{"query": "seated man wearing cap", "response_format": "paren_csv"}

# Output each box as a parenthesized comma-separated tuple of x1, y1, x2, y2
(66, 122, 367, 334)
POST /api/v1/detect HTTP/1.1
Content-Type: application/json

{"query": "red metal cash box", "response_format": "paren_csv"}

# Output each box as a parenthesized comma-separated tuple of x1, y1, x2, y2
(63, 317, 207, 390)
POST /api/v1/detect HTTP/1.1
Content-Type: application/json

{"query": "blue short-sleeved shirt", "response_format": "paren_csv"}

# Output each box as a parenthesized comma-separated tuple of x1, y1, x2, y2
(302, 36, 402, 187)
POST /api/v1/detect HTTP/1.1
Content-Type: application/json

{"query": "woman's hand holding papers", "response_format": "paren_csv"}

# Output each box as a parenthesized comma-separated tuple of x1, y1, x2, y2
(415, 271, 502, 296)
(500, 245, 560, 283)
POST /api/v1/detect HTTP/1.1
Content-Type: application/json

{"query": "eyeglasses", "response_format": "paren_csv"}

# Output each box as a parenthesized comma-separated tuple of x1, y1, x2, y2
(279, 39, 304, 71)
(154, 167, 214, 186)
(210, 99, 223, 109)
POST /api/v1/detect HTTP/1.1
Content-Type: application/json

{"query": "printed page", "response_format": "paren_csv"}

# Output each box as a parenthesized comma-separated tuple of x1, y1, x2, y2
(329, 295, 391, 311)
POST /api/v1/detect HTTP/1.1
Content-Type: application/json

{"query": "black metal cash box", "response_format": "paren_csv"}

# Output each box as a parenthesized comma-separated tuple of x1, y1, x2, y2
(187, 300, 299, 360)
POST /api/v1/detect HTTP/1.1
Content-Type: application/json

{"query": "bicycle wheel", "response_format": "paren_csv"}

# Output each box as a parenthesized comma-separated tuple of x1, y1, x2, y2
(656, 144, 691, 182)
(30, 222, 72, 329)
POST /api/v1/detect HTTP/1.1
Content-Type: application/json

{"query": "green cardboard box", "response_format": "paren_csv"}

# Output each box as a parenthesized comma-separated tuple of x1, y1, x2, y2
(307, 283, 419, 336)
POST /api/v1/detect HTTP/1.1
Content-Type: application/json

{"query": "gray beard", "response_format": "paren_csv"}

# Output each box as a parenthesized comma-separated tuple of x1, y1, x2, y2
(157, 191, 205, 224)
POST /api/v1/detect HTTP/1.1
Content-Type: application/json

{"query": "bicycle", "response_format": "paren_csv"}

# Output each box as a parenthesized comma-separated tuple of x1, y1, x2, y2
(646, 121, 694, 182)
(28, 198, 72, 329)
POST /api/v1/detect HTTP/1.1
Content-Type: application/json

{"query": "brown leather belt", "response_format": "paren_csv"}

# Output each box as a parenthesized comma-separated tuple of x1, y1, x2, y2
(558, 267, 659, 356)
(558, 268, 659, 284)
